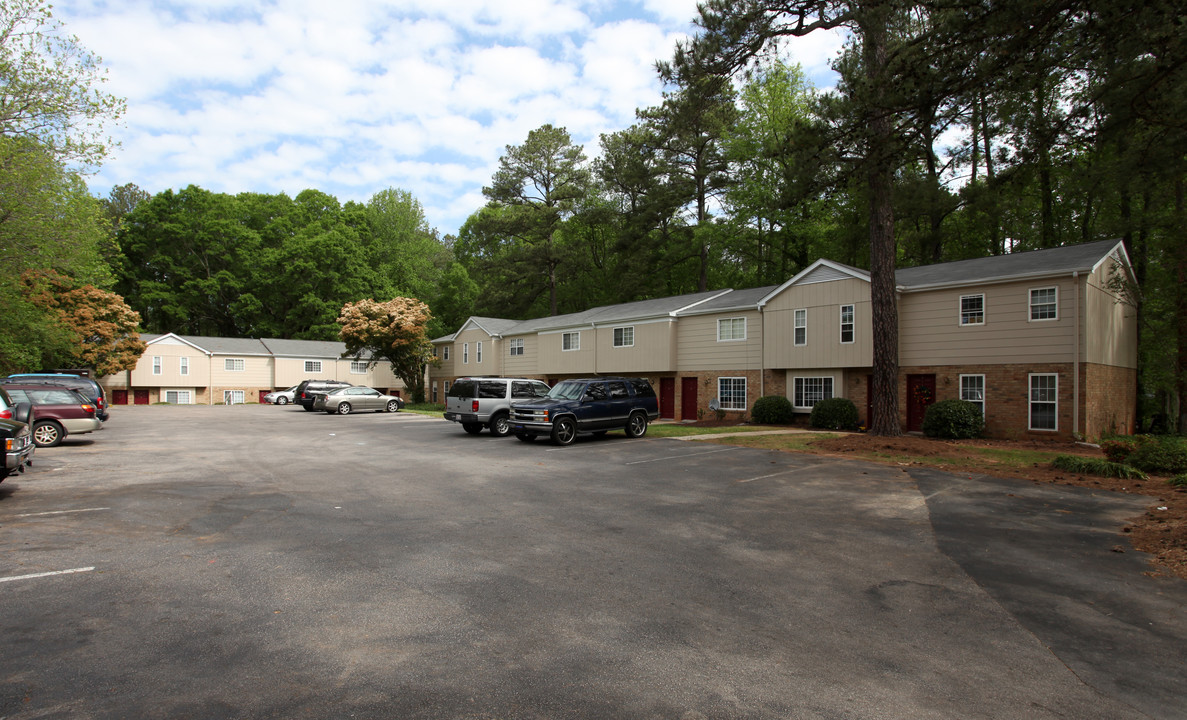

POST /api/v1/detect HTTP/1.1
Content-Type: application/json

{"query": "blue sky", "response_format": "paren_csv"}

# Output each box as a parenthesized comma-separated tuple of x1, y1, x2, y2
(57, 0, 844, 236)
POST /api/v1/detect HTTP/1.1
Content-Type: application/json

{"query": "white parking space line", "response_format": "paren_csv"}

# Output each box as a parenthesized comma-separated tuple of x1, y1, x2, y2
(735, 460, 856, 484)
(0, 567, 96, 583)
(624, 447, 739, 465)
(15, 508, 110, 518)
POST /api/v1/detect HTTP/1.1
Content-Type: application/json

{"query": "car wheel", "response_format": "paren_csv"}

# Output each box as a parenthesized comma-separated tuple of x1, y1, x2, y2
(550, 417, 577, 446)
(337, 402, 352, 415)
(32, 420, 63, 448)
(386, 400, 400, 413)
(625, 412, 648, 438)
(516, 433, 537, 442)
(490, 413, 511, 437)
(462, 422, 483, 435)
(302, 404, 314, 412)
(276, 396, 288, 405)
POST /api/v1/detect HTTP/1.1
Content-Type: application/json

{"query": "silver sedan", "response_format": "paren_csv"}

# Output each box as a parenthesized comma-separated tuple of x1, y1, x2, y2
(312, 386, 405, 415)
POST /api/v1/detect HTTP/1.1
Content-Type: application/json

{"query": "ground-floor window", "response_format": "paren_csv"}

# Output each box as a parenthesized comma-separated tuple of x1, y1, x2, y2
(165, 390, 192, 405)
(718, 377, 747, 411)
(793, 377, 834, 409)
(960, 374, 985, 418)
(432, 382, 438, 404)
(1029, 373, 1057, 430)
(224, 390, 246, 405)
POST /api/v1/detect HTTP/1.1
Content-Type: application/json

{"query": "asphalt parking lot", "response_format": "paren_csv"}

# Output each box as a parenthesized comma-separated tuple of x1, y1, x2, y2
(2, 405, 1185, 719)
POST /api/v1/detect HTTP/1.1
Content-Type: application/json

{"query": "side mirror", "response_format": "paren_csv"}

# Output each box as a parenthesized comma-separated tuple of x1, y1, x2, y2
(13, 402, 33, 425)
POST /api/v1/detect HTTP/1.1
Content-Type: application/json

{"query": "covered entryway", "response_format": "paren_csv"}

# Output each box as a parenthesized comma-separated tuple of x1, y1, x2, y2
(906, 374, 936, 432)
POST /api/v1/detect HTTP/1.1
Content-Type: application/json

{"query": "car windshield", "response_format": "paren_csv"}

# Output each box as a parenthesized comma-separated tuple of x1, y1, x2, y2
(547, 381, 586, 401)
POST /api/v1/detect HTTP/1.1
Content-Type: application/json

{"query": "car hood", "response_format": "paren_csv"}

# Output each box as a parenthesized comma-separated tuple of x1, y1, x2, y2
(513, 397, 577, 411)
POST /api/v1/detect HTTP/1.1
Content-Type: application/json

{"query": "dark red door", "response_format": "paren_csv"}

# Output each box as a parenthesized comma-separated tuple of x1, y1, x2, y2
(681, 377, 698, 421)
(134, 389, 150, 405)
(865, 375, 872, 428)
(112, 389, 128, 405)
(906, 374, 936, 432)
(660, 378, 675, 419)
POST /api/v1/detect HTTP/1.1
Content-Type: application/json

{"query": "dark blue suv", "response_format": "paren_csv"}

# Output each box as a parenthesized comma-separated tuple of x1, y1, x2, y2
(510, 377, 659, 446)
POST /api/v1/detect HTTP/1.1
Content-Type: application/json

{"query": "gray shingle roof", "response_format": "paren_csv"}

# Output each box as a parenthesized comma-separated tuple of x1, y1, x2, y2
(682, 285, 778, 314)
(895, 239, 1123, 289)
(260, 338, 353, 359)
(509, 290, 728, 333)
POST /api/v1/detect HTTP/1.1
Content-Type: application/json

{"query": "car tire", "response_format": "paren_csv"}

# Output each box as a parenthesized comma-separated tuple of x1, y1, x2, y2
(32, 420, 63, 448)
(516, 433, 537, 442)
(550, 417, 577, 446)
(337, 402, 352, 415)
(625, 412, 648, 438)
(490, 413, 511, 437)
(276, 396, 288, 405)
(462, 422, 483, 435)
(302, 404, 314, 412)
(386, 400, 401, 413)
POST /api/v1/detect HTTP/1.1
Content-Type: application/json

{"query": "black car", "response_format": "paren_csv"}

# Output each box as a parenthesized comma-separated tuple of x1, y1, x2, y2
(510, 377, 660, 446)
(2, 373, 109, 421)
(0, 389, 35, 480)
(294, 379, 353, 411)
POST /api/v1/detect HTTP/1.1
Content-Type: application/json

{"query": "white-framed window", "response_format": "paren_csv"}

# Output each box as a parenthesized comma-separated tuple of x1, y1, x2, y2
(476, 341, 483, 363)
(613, 326, 634, 348)
(793, 377, 834, 409)
(304, 360, 322, 373)
(463, 343, 469, 363)
(960, 294, 985, 325)
(443, 380, 450, 395)
(350, 361, 367, 374)
(443, 346, 450, 361)
(717, 317, 746, 342)
(152, 356, 162, 376)
(431, 382, 438, 403)
(178, 357, 188, 376)
(718, 377, 747, 411)
(509, 338, 524, 356)
(562, 332, 580, 351)
(1029, 373, 1058, 431)
(1030, 287, 1058, 321)
(225, 358, 245, 372)
(794, 309, 807, 346)
(164, 390, 191, 405)
(960, 374, 985, 418)
(223, 390, 245, 405)
(840, 305, 854, 344)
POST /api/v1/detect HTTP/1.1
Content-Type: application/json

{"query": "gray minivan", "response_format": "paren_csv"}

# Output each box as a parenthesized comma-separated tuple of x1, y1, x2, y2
(445, 377, 551, 436)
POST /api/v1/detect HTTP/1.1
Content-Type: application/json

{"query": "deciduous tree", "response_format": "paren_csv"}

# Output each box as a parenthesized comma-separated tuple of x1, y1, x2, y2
(338, 297, 436, 403)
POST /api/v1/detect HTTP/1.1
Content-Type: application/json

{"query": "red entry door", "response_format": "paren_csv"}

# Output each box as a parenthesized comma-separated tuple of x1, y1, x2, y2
(134, 389, 150, 405)
(112, 389, 128, 405)
(659, 378, 675, 419)
(906, 374, 936, 432)
(681, 377, 698, 421)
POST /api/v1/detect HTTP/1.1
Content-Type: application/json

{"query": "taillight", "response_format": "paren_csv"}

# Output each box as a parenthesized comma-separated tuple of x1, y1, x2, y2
(0, 409, 10, 420)
(81, 403, 96, 414)
(472, 400, 479, 412)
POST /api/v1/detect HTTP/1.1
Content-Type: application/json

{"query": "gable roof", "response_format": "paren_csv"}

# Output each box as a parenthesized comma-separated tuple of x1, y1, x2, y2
(260, 338, 353, 359)
(758, 259, 872, 308)
(895, 239, 1128, 290)
(455, 316, 523, 338)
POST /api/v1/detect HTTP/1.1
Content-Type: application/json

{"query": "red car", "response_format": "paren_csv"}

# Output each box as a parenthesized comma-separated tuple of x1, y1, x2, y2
(1, 384, 101, 447)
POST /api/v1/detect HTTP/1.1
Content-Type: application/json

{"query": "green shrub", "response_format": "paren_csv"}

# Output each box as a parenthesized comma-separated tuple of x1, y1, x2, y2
(1050, 455, 1147, 480)
(751, 395, 794, 425)
(1127, 436, 1187, 475)
(1100, 438, 1139, 464)
(809, 397, 858, 431)
(921, 399, 984, 439)
(1170, 474, 1187, 488)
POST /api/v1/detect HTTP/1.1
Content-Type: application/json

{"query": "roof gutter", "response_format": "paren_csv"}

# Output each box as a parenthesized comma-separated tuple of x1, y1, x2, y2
(897, 266, 1097, 294)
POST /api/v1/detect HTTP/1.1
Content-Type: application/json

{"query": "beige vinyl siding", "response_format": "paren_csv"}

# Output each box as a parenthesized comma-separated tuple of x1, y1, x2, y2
(595, 320, 676, 373)
(210, 356, 272, 387)
(273, 357, 343, 385)
(899, 277, 1078, 366)
(1086, 256, 1137, 368)
(503, 334, 539, 376)
(539, 328, 596, 374)
(763, 278, 872, 369)
(432, 342, 455, 379)
(131, 340, 209, 387)
(453, 328, 500, 375)
(677, 311, 763, 370)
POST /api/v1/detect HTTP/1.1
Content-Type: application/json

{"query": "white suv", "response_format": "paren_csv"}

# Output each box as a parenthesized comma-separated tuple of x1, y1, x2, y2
(445, 378, 551, 437)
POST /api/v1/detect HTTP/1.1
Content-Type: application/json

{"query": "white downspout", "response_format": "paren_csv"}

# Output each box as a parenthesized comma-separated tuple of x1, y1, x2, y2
(1073, 271, 1080, 436)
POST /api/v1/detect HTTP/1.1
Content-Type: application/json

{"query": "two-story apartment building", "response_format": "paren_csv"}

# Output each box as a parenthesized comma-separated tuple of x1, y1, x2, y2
(429, 240, 1137, 439)
(101, 334, 404, 405)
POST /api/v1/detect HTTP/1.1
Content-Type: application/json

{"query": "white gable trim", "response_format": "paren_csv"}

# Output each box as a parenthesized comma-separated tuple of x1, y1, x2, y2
(758, 260, 871, 308)
(145, 333, 211, 355)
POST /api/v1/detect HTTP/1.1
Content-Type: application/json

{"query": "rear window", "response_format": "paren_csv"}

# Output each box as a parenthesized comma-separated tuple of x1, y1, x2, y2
(478, 381, 507, 399)
(447, 380, 476, 398)
(512, 381, 550, 399)
(608, 381, 629, 399)
(630, 379, 656, 398)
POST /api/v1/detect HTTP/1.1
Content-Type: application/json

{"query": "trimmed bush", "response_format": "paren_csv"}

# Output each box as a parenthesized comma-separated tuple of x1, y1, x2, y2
(809, 397, 859, 431)
(921, 399, 984, 439)
(751, 395, 794, 425)
(1127, 436, 1187, 475)
(1051, 455, 1147, 480)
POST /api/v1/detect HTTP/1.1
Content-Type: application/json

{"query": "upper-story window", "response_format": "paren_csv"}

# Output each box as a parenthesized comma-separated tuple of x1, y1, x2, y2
(794, 309, 807, 346)
(350, 361, 367, 374)
(960, 294, 985, 325)
(179, 357, 189, 376)
(1030, 287, 1057, 321)
(717, 317, 746, 342)
(840, 305, 854, 344)
(304, 360, 322, 373)
(562, 331, 580, 351)
(509, 338, 524, 356)
(152, 356, 162, 375)
(225, 358, 245, 372)
(443, 346, 450, 361)
(463, 343, 469, 363)
(613, 326, 634, 348)
(476, 341, 483, 363)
